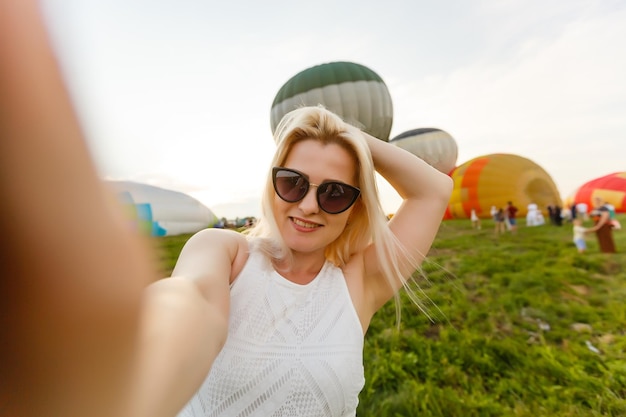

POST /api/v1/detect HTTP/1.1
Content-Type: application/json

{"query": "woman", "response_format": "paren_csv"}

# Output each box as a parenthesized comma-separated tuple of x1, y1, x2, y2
(168, 107, 452, 416)
(588, 196, 616, 253)
(1, 3, 452, 416)
(494, 208, 507, 235)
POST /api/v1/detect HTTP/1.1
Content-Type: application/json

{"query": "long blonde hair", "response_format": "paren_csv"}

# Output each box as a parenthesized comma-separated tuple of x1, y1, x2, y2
(247, 106, 418, 316)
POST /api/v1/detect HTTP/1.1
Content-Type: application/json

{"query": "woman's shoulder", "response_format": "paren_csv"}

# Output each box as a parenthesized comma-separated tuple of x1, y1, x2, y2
(188, 227, 248, 247)
(185, 228, 250, 267)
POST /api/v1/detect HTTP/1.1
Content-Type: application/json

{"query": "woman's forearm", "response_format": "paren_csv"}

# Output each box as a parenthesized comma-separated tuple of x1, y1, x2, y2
(591, 212, 610, 231)
(1, 2, 155, 416)
(363, 131, 452, 202)
(128, 278, 229, 417)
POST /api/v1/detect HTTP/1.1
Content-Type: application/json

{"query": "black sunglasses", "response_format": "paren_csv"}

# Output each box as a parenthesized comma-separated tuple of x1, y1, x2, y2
(272, 167, 360, 214)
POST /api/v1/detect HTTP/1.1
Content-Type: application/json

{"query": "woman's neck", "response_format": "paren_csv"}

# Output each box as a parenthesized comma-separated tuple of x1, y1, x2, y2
(272, 252, 326, 285)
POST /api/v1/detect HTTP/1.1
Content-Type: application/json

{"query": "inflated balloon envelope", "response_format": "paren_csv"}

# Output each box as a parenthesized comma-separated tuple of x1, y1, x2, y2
(109, 181, 219, 236)
(563, 172, 626, 214)
(270, 61, 393, 142)
(447, 153, 561, 220)
(389, 128, 458, 174)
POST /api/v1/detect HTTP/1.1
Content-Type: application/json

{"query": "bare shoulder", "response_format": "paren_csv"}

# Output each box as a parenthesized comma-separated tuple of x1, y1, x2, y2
(174, 228, 250, 283)
(185, 227, 247, 249)
(187, 227, 249, 256)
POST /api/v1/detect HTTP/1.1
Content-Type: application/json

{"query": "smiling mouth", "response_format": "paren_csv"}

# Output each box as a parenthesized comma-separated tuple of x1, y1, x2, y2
(291, 217, 321, 229)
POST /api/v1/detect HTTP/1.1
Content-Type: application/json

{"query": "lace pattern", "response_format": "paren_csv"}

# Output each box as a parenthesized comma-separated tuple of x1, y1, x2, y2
(177, 249, 365, 417)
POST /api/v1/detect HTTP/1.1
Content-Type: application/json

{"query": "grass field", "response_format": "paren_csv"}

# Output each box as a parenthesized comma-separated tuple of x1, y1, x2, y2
(153, 215, 626, 416)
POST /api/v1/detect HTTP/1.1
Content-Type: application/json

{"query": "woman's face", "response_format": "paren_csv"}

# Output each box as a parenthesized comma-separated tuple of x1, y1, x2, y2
(273, 139, 358, 257)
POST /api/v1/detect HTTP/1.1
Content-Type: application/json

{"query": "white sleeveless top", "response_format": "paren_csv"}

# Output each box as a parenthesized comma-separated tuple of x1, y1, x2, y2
(177, 248, 365, 417)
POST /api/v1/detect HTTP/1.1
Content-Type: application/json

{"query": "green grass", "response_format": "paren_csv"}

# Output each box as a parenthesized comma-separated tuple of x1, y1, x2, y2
(154, 215, 626, 416)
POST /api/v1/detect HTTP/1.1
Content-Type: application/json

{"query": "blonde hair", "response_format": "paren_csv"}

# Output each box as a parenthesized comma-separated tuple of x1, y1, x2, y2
(246, 106, 419, 318)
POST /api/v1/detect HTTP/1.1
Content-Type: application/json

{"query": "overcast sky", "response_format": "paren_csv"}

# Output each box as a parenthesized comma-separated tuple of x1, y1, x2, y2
(40, 0, 626, 219)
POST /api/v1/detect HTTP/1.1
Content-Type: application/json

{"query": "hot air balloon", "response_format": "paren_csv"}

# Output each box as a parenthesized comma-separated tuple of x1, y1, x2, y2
(563, 172, 626, 213)
(270, 61, 393, 141)
(447, 154, 561, 219)
(389, 128, 458, 174)
(108, 181, 219, 236)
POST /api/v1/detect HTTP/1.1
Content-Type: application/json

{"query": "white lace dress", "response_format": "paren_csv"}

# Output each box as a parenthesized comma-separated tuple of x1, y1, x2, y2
(177, 248, 365, 417)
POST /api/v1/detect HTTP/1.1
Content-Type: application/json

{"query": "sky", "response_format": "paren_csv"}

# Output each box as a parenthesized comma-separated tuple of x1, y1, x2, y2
(40, 0, 626, 219)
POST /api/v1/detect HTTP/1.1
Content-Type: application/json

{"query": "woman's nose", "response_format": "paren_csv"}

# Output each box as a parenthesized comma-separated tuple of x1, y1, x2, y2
(297, 185, 319, 214)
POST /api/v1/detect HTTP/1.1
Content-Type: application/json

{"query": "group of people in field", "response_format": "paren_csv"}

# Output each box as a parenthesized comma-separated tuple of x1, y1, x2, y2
(572, 196, 619, 254)
(472, 198, 619, 254)
(481, 201, 519, 235)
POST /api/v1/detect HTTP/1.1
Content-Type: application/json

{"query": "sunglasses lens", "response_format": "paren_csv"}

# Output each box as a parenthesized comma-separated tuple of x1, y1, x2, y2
(274, 169, 308, 202)
(273, 167, 360, 214)
(318, 182, 359, 214)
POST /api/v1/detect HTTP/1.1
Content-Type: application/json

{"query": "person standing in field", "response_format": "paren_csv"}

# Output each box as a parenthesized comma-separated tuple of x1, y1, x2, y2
(173, 107, 452, 417)
(471, 208, 481, 229)
(494, 208, 507, 235)
(588, 196, 617, 253)
(506, 201, 519, 233)
(572, 218, 588, 253)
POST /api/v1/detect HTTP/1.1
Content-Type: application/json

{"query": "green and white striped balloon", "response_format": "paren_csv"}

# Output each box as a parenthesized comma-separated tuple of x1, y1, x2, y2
(271, 61, 393, 141)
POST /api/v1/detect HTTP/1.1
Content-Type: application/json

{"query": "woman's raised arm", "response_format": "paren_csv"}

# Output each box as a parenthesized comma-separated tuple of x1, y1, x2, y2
(361, 130, 453, 308)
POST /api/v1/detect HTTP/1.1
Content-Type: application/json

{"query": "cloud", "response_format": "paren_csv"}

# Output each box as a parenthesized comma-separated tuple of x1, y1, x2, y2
(390, 5, 626, 197)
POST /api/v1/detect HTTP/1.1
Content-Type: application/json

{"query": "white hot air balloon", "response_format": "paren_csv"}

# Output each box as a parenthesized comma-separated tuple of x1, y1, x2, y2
(108, 181, 218, 236)
(389, 128, 458, 174)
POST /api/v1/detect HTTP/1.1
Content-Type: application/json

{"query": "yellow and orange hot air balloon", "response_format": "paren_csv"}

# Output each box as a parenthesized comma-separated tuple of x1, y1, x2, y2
(563, 172, 626, 213)
(447, 153, 561, 219)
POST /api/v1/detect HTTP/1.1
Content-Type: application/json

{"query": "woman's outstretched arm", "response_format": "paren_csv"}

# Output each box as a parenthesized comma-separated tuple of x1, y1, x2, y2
(127, 228, 245, 417)
(0, 1, 157, 416)
(0, 2, 236, 416)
